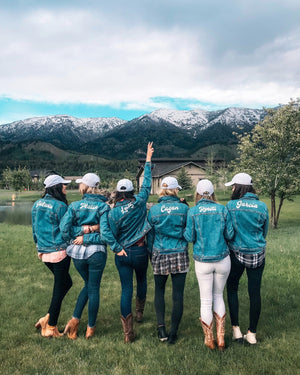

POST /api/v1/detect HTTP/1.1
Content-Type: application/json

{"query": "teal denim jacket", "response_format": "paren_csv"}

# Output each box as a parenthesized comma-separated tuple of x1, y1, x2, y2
(147, 196, 188, 254)
(226, 193, 269, 254)
(31, 194, 68, 253)
(104, 162, 152, 253)
(60, 194, 116, 249)
(184, 199, 234, 262)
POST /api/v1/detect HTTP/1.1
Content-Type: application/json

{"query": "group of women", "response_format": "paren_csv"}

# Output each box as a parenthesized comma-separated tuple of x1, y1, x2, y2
(32, 142, 269, 350)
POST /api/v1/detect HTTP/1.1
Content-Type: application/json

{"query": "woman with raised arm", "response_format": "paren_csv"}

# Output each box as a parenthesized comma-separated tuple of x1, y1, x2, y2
(147, 176, 189, 345)
(60, 173, 115, 339)
(225, 173, 269, 345)
(103, 142, 154, 343)
(184, 179, 233, 350)
(32, 174, 72, 338)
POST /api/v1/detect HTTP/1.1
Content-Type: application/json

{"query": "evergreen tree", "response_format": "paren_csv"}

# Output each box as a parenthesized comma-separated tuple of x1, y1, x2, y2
(176, 167, 193, 190)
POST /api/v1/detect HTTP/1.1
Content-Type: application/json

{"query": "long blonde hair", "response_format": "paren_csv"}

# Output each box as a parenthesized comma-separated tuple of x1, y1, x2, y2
(195, 192, 217, 204)
(79, 184, 102, 196)
(159, 187, 178, 198)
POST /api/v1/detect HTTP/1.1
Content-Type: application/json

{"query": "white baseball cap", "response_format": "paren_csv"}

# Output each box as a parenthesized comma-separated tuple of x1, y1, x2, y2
(76, 173, 100, 188)
(225, 173, 253, 186)
(197, 179, 214, 196)
(161, 176, 182, 190)
(117, 179, 134, 192)
(44, 175, 71, 188)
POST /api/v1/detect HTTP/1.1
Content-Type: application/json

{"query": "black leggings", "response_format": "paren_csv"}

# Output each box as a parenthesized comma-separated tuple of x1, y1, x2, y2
(45, 256, 72, 326)
(154, 273, 186, 335)
(226, 252, 265, 333)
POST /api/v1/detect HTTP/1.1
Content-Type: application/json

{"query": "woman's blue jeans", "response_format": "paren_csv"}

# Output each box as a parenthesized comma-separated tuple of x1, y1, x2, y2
(72, 251, 107, 328)
(115, 245, 148, 318)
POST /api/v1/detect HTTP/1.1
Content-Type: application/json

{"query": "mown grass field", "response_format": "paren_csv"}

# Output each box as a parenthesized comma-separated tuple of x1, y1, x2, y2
(0, 193, 299, 375)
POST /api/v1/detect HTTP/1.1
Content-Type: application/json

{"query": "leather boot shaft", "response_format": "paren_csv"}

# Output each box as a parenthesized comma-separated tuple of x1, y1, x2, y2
(121, 313, 135, 343)
(64, 317, 80, 340)
(214, 312, 226, 351)
(85, 326, 96, 339)
(135, 297, 146, 323)
(35, 313, 50, 336)
(200, 318, 215, 350)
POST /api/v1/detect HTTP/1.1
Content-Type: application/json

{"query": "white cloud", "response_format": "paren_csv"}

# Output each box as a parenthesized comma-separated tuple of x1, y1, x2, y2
(0, 1, 300, 110)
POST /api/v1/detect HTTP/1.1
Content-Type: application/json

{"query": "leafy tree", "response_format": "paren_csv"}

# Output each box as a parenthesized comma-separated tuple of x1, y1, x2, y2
(177, 167, 193, 190)
(2, 167, 32, 191)
(232, 100, 300, 228)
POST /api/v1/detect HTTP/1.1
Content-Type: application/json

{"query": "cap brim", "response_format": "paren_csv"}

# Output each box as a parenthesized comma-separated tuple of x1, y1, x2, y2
(62, 179, 71, 184)
(224, 181, 234, 186)
(178, 185, 182, 190)
(75, 179, 83, 184)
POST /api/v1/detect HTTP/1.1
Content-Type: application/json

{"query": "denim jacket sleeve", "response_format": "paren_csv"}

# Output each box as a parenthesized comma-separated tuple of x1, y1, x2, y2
(137, 162, 152, 203)
(224, 207, 234, 241)
(82, 232, 101, 245)
(100, 210, 123, 253)
(146, 209, 154, 252)
(72, 225, 84, 237)
(183, 209, 195, 243)
(31, 205, 38, 244)
(263, 209, 269, 238)
(59, 206, 74, 243)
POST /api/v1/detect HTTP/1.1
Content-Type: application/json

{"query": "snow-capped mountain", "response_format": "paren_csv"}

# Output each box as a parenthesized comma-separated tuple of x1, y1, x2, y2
(0, 107, 266, 158)
(141, 107, 265, 133)
(0, 115, 126, 145)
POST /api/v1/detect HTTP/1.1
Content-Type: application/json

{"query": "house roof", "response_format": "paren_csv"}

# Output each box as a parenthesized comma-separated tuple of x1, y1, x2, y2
(136, 160, 207, 179)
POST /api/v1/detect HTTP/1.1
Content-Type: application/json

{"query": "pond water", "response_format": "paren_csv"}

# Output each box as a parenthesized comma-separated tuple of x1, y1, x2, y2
(0, 201, 33, 225)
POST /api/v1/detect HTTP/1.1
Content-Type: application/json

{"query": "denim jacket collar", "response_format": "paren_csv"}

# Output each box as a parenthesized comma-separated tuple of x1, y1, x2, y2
(196, 198, 216, 205)
(115, 198, 135, 207)
(242, 193, 259, 201)
(83, 193, 107, 202)
(158, 196, 180, 204)
(44, 193, 57, 200)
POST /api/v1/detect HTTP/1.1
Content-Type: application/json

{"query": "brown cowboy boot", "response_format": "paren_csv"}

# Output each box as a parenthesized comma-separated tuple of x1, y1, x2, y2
(43, 324, 63, 338)
(64, 317, 80, 340)
(135, 297, 146, 323)
(35, 313, 50, 336)
(214, 312, 226, 351)
(85, 326, 96, 339)
(200, 318, 215, 350)
(121, 313, 135, 343)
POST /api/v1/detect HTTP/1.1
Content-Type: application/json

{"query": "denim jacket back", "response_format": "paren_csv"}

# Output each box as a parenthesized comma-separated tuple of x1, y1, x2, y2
(31, 194, 68, 253)
(60, 194, 112, 247)
(184, 199, 234, 262)
(105, 162, 152, 253)
(226, 193, 269, 254)
(147, 196, 189, 254)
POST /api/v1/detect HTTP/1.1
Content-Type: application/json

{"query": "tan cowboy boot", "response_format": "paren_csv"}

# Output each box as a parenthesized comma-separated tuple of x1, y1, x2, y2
(43, 324, 63, 338)
(214, 312, 226, 351)
(200, 318, 215, 350)
(85, 326, 96, 339)
(64, 317, 80, 340)
(35, 313, 50, 336)
(135, 297, 146, 323)
(121, 313, 135, 343)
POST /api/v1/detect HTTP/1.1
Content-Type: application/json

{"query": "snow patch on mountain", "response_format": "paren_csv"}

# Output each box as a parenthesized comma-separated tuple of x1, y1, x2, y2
(0, 115, 126, 143)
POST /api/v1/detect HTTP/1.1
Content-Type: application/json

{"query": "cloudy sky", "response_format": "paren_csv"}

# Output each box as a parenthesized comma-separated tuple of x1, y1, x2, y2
(0, 0, 299, 124)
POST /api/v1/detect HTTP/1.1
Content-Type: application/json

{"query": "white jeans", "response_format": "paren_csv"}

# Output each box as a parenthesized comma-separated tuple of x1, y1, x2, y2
(195, 255, 231, 325)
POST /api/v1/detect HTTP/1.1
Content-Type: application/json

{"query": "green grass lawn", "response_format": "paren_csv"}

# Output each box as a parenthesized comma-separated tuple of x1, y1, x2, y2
(0, 195, 299, 375)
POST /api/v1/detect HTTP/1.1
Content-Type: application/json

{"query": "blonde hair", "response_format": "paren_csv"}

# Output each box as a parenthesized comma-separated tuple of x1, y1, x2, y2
(195, 192, 217, 204)
(159, 186, 178, 198)
(79, 184, 102, 196)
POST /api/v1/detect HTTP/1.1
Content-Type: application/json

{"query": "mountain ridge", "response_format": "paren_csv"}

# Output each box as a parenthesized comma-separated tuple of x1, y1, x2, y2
(0, 107, 266, 159)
